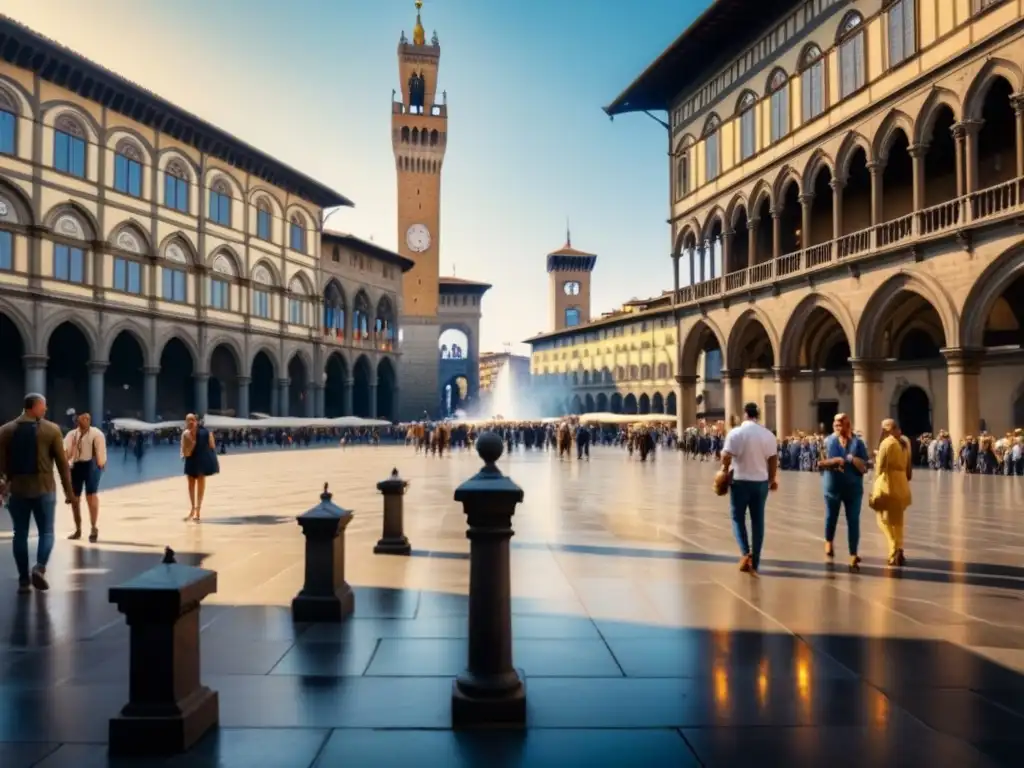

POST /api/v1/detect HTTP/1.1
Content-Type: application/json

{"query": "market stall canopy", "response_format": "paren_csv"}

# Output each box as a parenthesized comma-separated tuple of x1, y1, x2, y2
(110, 416, 392, 432)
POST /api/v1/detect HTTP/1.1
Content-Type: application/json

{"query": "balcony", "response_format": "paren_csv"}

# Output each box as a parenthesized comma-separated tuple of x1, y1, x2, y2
(676, 177, 1022, 306)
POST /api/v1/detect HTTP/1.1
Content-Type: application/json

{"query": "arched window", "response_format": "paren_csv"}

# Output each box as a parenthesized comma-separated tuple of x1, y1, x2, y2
(53, 114, 86, 177)
(400, 126, 410, 143)
(800, 45, 826, 121)
(288, 277, 308, 326)
(51, 212, 88, 284)
(408, 72, 425, 113)
(0, 191, 22, 271)
(251, 264, 272, 319)
(0, 90, 17, 155)
(113, 139, 143, 197)
(209, 252, 235, 310)
(887, 0, 916, 67)
(737, 92, 757, 161)
(838, 12, 866, 99)
(675, 137, 692, 200)
(209, 179, 232, 226)
(323, 281, 346, 336)
(162, 242, 188, 303)
(768, 69, 789, 141)
(289, 214, 305, 252)
(257, 199, 272, 241)
(164, 159, 189, 213)
(703, 114, 721, 182)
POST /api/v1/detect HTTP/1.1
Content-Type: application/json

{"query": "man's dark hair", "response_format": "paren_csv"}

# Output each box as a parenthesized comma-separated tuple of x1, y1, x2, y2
(23, 393, 44, 411)
(744, 402, 760, 420)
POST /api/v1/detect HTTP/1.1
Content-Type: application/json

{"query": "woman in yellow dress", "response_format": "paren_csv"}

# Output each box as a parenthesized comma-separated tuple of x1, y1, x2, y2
(869, 418, 912, 567)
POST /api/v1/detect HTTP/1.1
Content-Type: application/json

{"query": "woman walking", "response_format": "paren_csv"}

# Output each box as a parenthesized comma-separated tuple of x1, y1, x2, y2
(818, 413, 869, 571)
(869, 418, 912, 567)
(181, 414, 218, 523)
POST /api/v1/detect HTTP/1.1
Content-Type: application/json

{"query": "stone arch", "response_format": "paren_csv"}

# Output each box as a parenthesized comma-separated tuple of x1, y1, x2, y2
(108, 219, 152, 255)
(43, 101, 101, 142)
(671, 131, 696, 155)
(891, 382, 934, 439)
(109, 129, 154, 163)
(673, 217, 702, 254)
(873, 109, 915, 162)
(250, 257, 281, 286)
(701, 112, 721, 138)
(779, 291, 858, 369)
(247, 343, 281, 377)
(204, 335, 244, 373)
(155, 331, 200, 369)
(289, 271, 315, 296)
(0, 177, 35, 226)
(959, 239, 1024, 349)
(725, 193, 749, 230)
(157, 148, 198, 179)
(914, 87, 962, 145)
(834, 131, 873, 182)
(855, 271, 958, 358)
(249, 186, 284, 216)
(286, 347, 314, 377)
(158, 232, 198, 265)
(726, 307, 781, 369)
(802, 148, 834, 192)
(0, 295, 33, 349)
(0, 75, 33, 121)
(963, 57, 1024, 121)
(701, 206, 727, 241)
(40, 311, 98, 359)
(772, 164, 802, 202)
(734, 88, 759, 115)
(207, 246, 242, 275)
(747, 179, 773, 218)
(43, 201, 98, 241)
(101, 318, 152, 367)
(680, 316, 728, 378)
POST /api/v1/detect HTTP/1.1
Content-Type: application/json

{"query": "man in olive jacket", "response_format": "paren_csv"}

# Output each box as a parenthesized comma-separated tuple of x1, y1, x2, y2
(0, 393, 74, 593)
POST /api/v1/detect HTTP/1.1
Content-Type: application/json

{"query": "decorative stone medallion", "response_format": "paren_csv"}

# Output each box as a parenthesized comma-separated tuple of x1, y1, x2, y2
(116, 229, 143, 254)
(165, 243, 187, 264)
(55, 214, 84, 239)
(211, 254, 233, 275)
(252, 265, 271, 285)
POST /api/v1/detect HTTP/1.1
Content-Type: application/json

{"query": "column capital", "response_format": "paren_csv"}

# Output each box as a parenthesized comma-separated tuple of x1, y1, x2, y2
(952, 119, 983, 139)
(907, 142, 930, 159)
(143, 365, 161, 376)
(343, 377, 354, 387)
(193, 372, 210, 382)
(22, 353, 47, 369)
(772, 366, 796, 383)
(865, 160, 886, 174)
(277, 378, 291, 388)
(674, 374, 699, 386)
(88, 360, 108, 373)
(797, 193, 815, 205)
(769, 206, 783, 219)
(829, 177, 846, 192)
(720, 368, 745, 381)
(237, 376, 252, 386)
(941, 347, 985, 374)
(746, 217, 760, 230)
(848, 358, 884, 382)
(670, 251, 681, 261)
(723, 229, 736, 239)
(1011, 92, 1024, 115)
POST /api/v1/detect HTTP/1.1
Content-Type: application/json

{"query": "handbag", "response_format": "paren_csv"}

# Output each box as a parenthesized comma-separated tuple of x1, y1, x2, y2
(868, 471, 891, 512)
(713, 469, 732, 497)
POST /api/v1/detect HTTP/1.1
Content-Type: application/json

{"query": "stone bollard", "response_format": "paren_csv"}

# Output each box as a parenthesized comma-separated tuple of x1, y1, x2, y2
(292, 483, 355, 622)
(451, 432, 526, 728)
(107, 549, 219, 755)
(374, 468, 411, 556)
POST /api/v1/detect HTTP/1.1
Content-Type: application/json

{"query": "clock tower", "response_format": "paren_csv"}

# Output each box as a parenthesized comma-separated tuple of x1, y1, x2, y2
(393, 0, 446, 417)
(547, 226, 597, 332)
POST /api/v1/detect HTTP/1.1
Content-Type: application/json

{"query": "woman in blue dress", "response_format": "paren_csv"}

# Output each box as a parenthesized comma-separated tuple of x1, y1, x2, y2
(181, 413, 219, 523)
(818, 413, 869, 571)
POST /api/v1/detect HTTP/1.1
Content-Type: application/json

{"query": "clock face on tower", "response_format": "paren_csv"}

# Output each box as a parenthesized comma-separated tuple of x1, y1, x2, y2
(563, 280, 581, 296)
(405, 223, 431, 253)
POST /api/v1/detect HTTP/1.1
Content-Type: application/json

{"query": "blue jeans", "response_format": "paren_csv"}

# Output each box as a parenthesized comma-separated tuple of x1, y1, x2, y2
(729, 480, 769, 569)
(825, 487, 863, 556)
(8, 493, 57, 581)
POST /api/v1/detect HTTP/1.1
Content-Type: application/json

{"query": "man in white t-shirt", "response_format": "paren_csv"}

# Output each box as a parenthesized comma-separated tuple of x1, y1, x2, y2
(721, 402, 778, 575)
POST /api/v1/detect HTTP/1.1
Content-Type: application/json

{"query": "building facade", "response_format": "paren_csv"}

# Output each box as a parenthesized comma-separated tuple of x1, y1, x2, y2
(0, 16, 412, 423)
(595, 0, 1024, 445)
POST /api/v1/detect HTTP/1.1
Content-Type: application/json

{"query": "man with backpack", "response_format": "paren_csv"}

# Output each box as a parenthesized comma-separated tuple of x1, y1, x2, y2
(0, 393, 74, 593)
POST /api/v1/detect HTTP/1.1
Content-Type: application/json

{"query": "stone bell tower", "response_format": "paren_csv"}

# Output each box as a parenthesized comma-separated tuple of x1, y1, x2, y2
(547, 225, 597, 332)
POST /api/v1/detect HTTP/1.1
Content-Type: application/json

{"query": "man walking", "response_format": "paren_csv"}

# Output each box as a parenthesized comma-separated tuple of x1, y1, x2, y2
(0, 393, 74, 593)
(64, 411, 107, 542)
(719, 402, 778, 575)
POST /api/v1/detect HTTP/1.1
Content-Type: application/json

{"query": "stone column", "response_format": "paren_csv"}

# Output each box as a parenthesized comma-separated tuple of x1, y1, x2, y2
(675, 374, 698, 435)
(193, 373, 209, 417)
(943, 348, 984, 447)
(772, 367, 794, 438)
(721, 369, 745, 429)
(304, 383, 315, 417)
(698, 241, 707, 282)
(952, 122, 966, 197)
(830, 178, 844, 246)
(798, 193, 814, 255)
(270, 385, 279, 418)
(721, 230, 734, 274)
(747, 217, 759, 267)
(671, 253, 680, 304)
(1012, 93, 1024, 179)
(850, 359, 883, 448)
(368, 383, 377, 419)
(314, 384, 325, 418)
(143, 366, 159, 423)
(770, 207, 782, 260)
(962, 119, 983, 195)
(278, 379, 290, 418)
(23, 354, 46, 396)
(867, 161, 884, 226)
(88, 361, 106, 420)
(342, 377, 354, 417)
(907, 143, 928, 235)
(236, 376, 251, 419)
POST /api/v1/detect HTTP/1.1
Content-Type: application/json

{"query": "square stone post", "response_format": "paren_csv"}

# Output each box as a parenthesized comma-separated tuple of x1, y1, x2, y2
(278, 379, 290, 417)
(908, 143, 928, 236)
(798, 193, 814, 260)
(292, 483, 354, 622)
(772, 367, 794, 438)
(88, 361, 106, 422)
(23, 354, 46, 396)
(107, 550, 219, 755)
(675, 374, 697, 436)
(193, 373, 209, 417)
(143, 366, 159, 423)
(770, 207, 782, 261)
(374, 468, 411, 555)
(943, 348, 984, 447)
(867, 161, 884, 248)
(343, 378, 354, 416)
(747, 217, 759, 267)
(850, 359, 883, 448)
(236, 376, 250, 419)
(451, 433, 526, 728)
(721, 369, 745, 429)
(830, 178, 844, 259)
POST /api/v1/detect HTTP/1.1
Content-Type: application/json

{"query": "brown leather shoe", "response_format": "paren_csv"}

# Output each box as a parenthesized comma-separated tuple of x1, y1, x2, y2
(739, 555, 752, 572)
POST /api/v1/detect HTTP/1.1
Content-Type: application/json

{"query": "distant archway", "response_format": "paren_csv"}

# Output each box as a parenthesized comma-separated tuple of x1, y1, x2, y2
(666, 392, 677, 415)
(208, 345, 239, 414)
(570, 394, 583, 414)
(251, 350, 275, 416)
(352, 355, 373, 417)
(638, 393, 651, 414)
(584, 393, 596, 413)
(610, 392, 623, 413)
(377, 358, 397, 421)
(0, 312, 26, 416)
(288, 355, 309, 417)
(324, 353, 348, 417)
(105, 331, 144, 418)
(443, 375, 469, 416)
(896, 385, 931, 439)
(46, 322, 90, 423)
(157, 338, 195, 419)
(439, 327, 469, 360)
(652, 392, 664, 413)
(596, 392, 609, 412)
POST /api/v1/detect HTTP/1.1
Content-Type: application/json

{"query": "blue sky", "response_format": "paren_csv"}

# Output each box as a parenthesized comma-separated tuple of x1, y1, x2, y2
(3, 0, 708, 353)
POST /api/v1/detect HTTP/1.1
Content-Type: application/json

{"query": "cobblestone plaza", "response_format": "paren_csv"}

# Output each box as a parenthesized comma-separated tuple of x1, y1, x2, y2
(0, 444, 1022, 766)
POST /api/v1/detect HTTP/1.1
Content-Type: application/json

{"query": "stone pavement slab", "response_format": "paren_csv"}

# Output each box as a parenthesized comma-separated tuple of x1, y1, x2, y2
(0, 445, 1022, 766)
